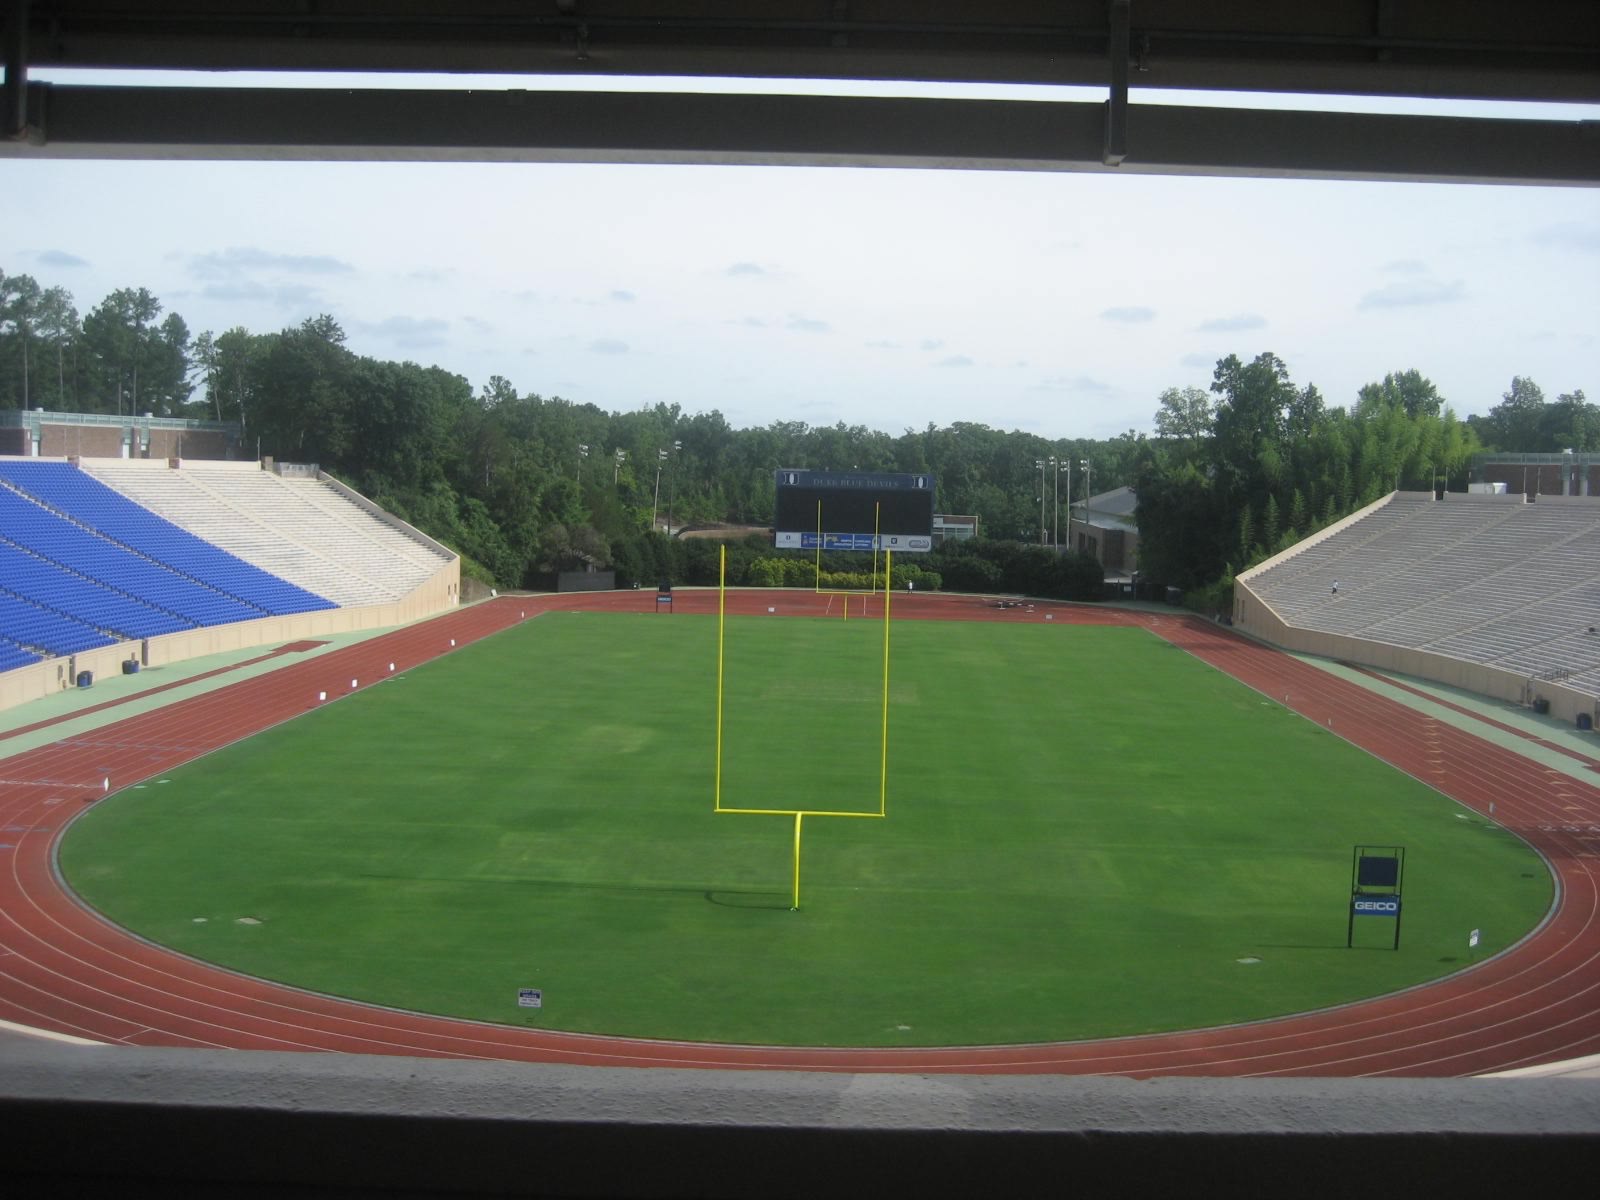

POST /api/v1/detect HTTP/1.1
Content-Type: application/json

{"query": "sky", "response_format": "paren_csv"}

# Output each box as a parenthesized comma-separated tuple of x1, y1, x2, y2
(3, 71, 1597, 441)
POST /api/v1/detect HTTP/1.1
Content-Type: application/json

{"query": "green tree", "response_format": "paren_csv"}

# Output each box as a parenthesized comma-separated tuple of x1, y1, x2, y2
(0, 270, 42, 407)
(35, 285, 80, 408)
(1152, 385, 1213, 454)
(1541, 390, 1597, 452)
(1357, 369, 1442, 419)
(1473, 376, 1547, 450)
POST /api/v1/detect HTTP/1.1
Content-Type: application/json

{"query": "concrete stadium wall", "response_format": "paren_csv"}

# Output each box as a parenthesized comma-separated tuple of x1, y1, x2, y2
(2, 1044, 1597, 1199)
(0, 561, 460, 714)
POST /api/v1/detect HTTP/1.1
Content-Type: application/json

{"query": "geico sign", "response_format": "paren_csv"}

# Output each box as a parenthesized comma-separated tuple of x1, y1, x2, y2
(1353, 898, 1400, 915)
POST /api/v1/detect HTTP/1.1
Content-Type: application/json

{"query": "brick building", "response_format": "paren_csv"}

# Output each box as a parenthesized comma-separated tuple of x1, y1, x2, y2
(0, 409, 240, 461)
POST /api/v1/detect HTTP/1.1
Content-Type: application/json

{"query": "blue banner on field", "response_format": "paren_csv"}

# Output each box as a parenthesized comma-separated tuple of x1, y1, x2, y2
(1351, 896, 1401, 918)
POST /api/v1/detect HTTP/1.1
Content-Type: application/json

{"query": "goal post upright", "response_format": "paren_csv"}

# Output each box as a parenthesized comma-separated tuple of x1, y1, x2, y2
(715, 543, 726, 812)
(880, 548, 892, 814)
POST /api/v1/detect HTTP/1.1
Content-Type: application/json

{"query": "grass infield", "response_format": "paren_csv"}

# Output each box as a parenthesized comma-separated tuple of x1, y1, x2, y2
(60, 611, 1552, 1047)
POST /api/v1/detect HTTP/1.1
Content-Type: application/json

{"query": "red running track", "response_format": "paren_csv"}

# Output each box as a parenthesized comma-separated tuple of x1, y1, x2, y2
(2, 592, 1597, 1076)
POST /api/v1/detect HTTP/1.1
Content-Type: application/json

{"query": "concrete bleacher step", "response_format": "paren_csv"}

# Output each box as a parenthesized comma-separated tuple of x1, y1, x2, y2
(1241, 494, 1600, 701)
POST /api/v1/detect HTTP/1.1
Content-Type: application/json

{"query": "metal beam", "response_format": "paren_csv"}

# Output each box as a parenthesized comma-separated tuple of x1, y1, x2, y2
(1103, 0, 1129, 167)
(13, 1, 1600, 104)
(1, 85, 1595, 187)
(3, 0, 28, 140)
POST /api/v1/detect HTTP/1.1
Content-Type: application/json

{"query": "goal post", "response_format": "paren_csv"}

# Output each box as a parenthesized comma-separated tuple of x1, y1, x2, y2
(713, 544, 894, 908)
(814, 499, 882, 596)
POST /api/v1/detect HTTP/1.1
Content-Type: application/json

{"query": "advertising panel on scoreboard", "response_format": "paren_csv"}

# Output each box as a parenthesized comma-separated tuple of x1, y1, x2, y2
(773, 469, 936, 552)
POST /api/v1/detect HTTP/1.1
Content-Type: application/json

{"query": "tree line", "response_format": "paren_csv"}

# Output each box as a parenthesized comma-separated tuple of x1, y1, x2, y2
(2, 270, 1591, 600)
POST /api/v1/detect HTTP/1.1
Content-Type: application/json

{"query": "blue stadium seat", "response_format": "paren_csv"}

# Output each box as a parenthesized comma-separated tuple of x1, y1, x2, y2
(0, 541, 193, 639)
(0, 635, 45, 672)
(0, 592, 118, 656)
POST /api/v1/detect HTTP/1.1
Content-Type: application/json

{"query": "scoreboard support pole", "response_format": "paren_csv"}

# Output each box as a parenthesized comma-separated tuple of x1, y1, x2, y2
(715, 545, 893, 910)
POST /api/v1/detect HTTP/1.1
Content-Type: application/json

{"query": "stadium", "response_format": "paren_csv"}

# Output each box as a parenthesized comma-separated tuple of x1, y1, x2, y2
(2, 448, 1596, 1079)
(3, 3, 1598, 1192)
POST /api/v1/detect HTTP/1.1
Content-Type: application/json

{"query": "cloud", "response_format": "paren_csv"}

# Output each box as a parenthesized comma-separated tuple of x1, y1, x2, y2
(733, 316, 767, 328)
(1197, 313, 1267, 333)
(190, 246, 354, 279)
(36, 249, 89, 268)
(1531, 223, 1600, 254)
(1357, 278, 1465, 310)
(609, 289, 637, 302)
(200, 281, 320, 308)
(865, 339, 900, 349)
(726, 262, 765, 277)
(1100, 306, 1156, 323)
(366, 315, 449, 348)
(589, 338, 630, 355)
(919, 338, 945, 351)
(408, 268, 450, 282)
(937, 355, 974, 368)
(1180, 352, 1215, 368)
(786, 314, 830, 333)
(1035, 374, 1113, 394)
(462, 316, 494, 335)
(1380, 258, 1428, 275)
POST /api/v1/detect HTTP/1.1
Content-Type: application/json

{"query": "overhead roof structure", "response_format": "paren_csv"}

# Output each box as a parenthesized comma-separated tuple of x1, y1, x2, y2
(4, 1, 1598, 183)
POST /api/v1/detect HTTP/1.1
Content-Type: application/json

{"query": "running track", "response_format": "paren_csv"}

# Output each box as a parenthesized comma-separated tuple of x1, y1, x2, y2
(2, 592, 1597, 1076)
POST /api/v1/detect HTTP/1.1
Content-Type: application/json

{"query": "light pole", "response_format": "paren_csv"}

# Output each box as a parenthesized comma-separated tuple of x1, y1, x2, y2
(1058, 458, 1071, 549)
(1079, 458, 1091, 549)
(613, 447, 626, 485)
(651, 447, 667, 531)
(1035, 459, 1046, 544)
(1048, 456, 1058, 547)
(667, 439, 682, 535)
(577, 443, 589, 482)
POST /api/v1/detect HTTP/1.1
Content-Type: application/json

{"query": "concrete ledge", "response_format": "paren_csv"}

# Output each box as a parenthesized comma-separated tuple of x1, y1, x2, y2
(2, 1044, 1598, 1198)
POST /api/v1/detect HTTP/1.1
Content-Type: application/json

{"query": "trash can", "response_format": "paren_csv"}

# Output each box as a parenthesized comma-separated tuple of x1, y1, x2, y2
(1532, 697, 1550, 715)
(122, 659, 141, 675)
(76, 670, 94, 689)
(1578, 713, 1593, 732)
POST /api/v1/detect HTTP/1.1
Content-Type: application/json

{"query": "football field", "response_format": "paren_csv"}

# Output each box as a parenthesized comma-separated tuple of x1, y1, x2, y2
(58, 611, 1552, 1047)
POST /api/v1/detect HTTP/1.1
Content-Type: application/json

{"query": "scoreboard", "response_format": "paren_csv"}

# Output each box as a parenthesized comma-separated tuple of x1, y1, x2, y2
(773, 469, 935, 553)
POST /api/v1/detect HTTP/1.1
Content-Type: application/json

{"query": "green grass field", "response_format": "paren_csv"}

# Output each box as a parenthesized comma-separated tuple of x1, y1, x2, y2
(59, 612, 1553, 1047)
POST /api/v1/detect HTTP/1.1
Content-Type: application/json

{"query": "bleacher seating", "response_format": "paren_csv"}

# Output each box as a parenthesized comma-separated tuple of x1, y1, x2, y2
(83, 462, 453, 608)
(2, 457, 456, 677)
(0, 485, 263, 627)
(0, 540, 193, 640)
(1243, 494, 1600, 699)
(0, 591, 118, 656)
(0, 461, 333, 617)
(0, 635, 44, 672)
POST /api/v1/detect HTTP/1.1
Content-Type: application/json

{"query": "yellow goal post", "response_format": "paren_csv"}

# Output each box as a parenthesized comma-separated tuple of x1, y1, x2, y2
(713, 544, 893, 908)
